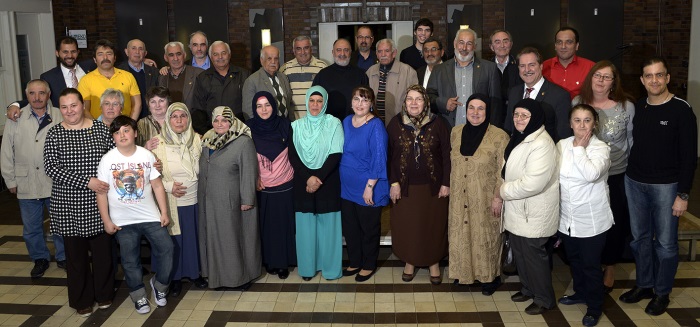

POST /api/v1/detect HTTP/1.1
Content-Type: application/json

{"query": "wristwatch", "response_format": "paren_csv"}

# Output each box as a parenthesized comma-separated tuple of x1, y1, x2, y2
(677, 192, 689, 201)
(366, 183, 374, 189)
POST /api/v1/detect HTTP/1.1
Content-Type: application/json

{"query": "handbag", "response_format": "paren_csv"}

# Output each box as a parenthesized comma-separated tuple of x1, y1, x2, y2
(501, 232, 517, 275)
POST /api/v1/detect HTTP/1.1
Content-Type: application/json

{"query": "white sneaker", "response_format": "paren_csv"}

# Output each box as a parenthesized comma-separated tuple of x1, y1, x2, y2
(134, 297, 150, 314)
(150, 277, 168, 307)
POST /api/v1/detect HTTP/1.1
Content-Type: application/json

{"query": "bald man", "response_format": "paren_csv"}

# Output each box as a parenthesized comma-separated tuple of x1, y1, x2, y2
(117, 39, 159, 119)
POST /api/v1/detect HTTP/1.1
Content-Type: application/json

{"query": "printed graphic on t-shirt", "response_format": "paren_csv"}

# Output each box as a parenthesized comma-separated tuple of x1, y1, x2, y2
(111, 166, 147, 203)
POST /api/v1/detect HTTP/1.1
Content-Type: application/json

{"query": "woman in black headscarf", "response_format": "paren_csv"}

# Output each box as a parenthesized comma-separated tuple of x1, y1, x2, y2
(496, 98, 559, 315)
(246, 91, 296, 279)
(448, 93, 509, 295)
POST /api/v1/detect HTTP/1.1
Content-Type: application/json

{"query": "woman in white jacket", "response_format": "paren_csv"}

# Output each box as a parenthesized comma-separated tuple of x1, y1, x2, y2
(556, 104, 613, 327)
(496, 98, 559, 316)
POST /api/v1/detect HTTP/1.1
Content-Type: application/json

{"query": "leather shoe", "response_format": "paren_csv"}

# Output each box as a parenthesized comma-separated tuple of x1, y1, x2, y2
(277, 269, 289, 279)
(481, 276, 502, 295)
(430, 275, 442, 285)
(193, 277, 208, 289)
(582, 314, 600, 326)
(342, 268, 360, 277)
(31, 259, 49, 278)
(619, 286, 654, 303)
(170, 280, 182, 297)
(524, 302, 549, 315)
(558, 294, 586, 305)
(603, 285, 613, 294)
(355, 269, 376, 282)
(302, 276, 313, 281)
(56, 260, 66, 270)
(266, 268, 278, 275)
(644, 294, 670, 316)
(402, 270, 417, 282)
(511, 291, 532, 302)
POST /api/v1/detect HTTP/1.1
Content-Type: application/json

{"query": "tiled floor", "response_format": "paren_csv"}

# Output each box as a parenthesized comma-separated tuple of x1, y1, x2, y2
(0, 191, 699, 326)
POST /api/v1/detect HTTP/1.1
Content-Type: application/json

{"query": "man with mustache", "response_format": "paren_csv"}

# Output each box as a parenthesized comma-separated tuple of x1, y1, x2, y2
(427, 28, 501, 127)
(542, 27, 595, 99)
(366, 38, 418, 125)
(313, 38, 369, 121)
(5, 36, 95, 121)
(157, 42, 204, 110)
(78, 39, 142, 120)
(349, 26, 378, 72)
(117, 39, 160, 119)
(503, 47, 570, 142)
(189, 31, 211, 70)
(417, 37, 444, 89)
(1, 79, 66, 278)
(242, 45, 293, 121)
(399, 18, 434, 71)
(191, 40, 250, 134)
(280, 36, 328, 120)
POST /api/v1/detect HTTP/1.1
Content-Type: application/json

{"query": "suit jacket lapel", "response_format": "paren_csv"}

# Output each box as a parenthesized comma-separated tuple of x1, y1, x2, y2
(472, 57, 482, 92)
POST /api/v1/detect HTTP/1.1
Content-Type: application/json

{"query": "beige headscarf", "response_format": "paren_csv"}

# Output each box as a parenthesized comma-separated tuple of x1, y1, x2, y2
(201, 106, 251, 150)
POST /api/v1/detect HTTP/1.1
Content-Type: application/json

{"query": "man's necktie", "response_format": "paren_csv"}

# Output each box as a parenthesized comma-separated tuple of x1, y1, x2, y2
(271, 75, 287, 118)
(524, 87, 534, 99)
(376, 69, 388, 120)
(69, 69, 78, 88)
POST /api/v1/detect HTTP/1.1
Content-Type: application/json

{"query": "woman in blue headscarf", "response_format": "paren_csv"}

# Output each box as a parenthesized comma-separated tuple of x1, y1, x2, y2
(246, 91, 296, 280)
(289, 86, 344, 281)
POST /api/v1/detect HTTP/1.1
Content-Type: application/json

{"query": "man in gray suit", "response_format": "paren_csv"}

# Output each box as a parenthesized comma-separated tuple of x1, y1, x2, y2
(503, 47, 571, 142)
(427, 28, 501, 127)
(242, 45, 293, 121)
(158, 42, 203, 110)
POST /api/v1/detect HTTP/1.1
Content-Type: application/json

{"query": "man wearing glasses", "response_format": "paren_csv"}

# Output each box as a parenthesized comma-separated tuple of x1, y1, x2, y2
(542, 27, 595, 99)
(350, 26, 378, 72)
(417, 37, 444, 89)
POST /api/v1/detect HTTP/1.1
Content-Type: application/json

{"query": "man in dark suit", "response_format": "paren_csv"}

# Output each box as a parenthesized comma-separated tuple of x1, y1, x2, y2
(503, 47, 571, 142)
(5, 36, 96, 121)
(489, 30, 523, 126)
(117, 39, 159, 119)
(426, 28, 501, 127)
(158, 41, 203, 111)
(242, 45, 293, 121)
(416, 37, 444, 89)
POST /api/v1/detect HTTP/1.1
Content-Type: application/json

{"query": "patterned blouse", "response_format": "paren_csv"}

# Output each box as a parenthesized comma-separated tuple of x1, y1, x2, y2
(45, 121, 113, 237)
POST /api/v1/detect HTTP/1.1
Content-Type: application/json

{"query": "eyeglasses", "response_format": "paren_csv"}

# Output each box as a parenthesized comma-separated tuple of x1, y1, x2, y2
(513, 113, 531, 120)
(423, 47, 441, 53)
(593, 73, 614, 81)
(406, 97, 425, 103)
(352, 97, 370, 104)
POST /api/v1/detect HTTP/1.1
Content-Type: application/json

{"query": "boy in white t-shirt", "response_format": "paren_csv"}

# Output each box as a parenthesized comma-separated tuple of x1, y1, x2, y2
(96, 116, 173, 314)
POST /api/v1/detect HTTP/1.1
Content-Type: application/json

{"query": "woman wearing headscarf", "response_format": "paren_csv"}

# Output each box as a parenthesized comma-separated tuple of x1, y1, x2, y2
(198, 106, 260, 290)
(496, 98, 559, 315)
(448, 93, 509, 295)
(289, 86, 344, 281)
(388, 84, 450, 285)
(151, 102, 206, 296)
(340, 86, 389, 282)
(246, 91, 296, 280)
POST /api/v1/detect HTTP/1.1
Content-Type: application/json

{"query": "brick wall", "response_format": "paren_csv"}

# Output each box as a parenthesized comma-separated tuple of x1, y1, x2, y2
(52, 0, 691, 99)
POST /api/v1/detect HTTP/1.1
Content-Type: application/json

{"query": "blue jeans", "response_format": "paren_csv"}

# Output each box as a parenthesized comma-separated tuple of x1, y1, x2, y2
(19, 198, 65, 261)
(624, 176, 678, 296)
(115, 222, 173, 301)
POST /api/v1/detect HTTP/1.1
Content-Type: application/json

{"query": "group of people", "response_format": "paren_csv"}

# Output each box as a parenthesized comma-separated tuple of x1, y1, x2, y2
(1, 18, 695, 327)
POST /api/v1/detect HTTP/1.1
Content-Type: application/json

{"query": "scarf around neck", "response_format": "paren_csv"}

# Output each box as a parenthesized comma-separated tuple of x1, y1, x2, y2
(291, 86, 344, 169)
(202, 106, 251, 151)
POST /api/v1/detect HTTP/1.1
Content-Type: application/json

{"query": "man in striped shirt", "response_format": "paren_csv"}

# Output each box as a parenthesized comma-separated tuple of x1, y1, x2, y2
(280, 36, 327, 120)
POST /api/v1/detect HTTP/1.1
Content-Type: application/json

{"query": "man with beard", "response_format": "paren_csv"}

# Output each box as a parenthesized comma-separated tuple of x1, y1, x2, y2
(313, 38, 369, 121)
(189, 31, 211, 70)
(2, 79, 66, 277)
(78, 39, 142, 120)
(191, 40, 250, 134)
(400, 18, 434, 71)
(280, 36, 327, 120)
(503, 47, 570, 142)
(417, 37, 444, 88)
(349, 26, 377, 72)
(367, 38, 418, 124)
(242, 45, 293, 121)
(117, 39, 160, 119)
(490, 30, 523, 126)
(5, 36, 96, 121)
(158, 42, 203, 110)
(542, 27, 594, 99)
(427, 28, 501, 127)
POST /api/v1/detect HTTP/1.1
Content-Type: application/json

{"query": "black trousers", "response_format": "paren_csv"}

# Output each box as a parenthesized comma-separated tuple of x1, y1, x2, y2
(561, 231, 607, 316)
(601, 173, 631, 265)
(64, 233, 115, 310)
(510, 234, 556, 308)
(341, 199, 381, 271)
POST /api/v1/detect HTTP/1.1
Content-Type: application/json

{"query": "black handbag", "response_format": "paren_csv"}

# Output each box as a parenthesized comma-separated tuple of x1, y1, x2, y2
(501, 232, 517, 275)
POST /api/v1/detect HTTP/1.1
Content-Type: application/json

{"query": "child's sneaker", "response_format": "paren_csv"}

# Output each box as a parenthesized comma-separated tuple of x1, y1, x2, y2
(150, 277, 168, 307)
(135, 297, 150, 314)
